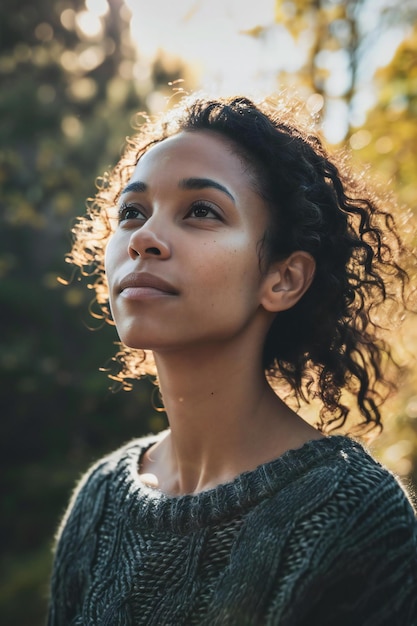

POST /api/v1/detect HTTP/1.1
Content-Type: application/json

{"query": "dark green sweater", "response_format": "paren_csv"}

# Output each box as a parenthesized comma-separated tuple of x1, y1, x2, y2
(48, 435, 417, 625)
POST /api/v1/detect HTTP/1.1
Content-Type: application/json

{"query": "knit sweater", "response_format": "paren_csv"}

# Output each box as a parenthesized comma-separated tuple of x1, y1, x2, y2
(48, 434, 417, 625)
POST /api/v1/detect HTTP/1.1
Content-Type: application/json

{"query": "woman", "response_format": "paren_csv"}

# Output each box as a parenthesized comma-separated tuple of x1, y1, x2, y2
(48, 95, 417, 625)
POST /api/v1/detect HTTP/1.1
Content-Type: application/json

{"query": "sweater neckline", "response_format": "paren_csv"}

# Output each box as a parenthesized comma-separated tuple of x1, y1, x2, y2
(113, 433, 361, 533)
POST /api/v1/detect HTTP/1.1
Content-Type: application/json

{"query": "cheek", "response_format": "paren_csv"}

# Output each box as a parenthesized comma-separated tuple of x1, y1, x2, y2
(193, 241, 261, 301)
(104, 233, 121, 281)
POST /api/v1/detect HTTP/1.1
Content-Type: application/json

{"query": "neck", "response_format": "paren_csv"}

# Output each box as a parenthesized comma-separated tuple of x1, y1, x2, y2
(141, 342, 322, 495)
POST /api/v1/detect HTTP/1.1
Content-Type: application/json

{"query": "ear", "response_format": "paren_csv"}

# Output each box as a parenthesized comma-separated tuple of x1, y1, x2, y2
(260, 251, 316, 313)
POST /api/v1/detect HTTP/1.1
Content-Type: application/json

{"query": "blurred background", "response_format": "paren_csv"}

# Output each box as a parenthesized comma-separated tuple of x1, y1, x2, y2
(1, 0, 417, 623)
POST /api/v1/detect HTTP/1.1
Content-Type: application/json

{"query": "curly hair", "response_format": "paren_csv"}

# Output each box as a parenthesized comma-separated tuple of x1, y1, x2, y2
(67, 94, 412, 435)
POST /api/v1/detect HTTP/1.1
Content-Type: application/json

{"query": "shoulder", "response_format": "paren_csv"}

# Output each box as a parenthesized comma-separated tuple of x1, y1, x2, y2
(321, 436, 416, 521)
(258, 435, 417, 545)
(287, 435, 415, 509)
(333, 437, 417, 548)
(53, 432, 160, 547)
(258, 437, 417, 624)
(278, 435, 417, 578)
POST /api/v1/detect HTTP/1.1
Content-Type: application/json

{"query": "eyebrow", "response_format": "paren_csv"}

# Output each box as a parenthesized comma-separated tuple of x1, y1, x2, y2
(121, 177, 235, 203)
(121, 181, 147, 195)
(178, 178, 235, 202)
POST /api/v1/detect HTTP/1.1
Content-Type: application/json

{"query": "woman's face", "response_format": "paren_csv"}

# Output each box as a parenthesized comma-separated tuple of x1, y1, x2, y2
(105, 130, 273, 354)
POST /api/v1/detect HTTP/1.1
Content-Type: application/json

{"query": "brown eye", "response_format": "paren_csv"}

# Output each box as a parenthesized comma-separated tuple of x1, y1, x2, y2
(188, 202, 221, 220)
(118, 204, 146, 223)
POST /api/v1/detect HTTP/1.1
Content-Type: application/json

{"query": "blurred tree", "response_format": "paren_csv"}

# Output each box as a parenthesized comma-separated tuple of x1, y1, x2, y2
(0, 1, 188, 624)
(350, 23, 417, 208)
(272, 0, 417, 140)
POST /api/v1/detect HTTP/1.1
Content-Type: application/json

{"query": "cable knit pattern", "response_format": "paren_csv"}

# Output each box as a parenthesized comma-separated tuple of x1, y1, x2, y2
(48, 435, 417, 625)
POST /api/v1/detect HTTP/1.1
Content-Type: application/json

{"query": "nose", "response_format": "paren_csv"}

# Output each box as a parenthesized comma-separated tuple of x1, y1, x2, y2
(128, 219, 171, 260)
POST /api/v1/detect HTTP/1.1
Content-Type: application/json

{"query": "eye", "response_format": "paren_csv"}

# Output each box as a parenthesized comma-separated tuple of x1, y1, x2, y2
(187, 201, 222, 220)
(118, 203, 146, 223)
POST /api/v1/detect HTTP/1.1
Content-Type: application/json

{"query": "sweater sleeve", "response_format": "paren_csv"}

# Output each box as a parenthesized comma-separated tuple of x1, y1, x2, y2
(277, 461, 417, 626)
(47, 456, 115, 626)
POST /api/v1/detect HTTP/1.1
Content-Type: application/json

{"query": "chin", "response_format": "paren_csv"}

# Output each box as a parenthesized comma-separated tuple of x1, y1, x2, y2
(120, 333, 166, 352)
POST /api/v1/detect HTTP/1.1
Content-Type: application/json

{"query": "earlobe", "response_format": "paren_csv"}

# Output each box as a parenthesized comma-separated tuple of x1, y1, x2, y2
(261, 251, 316, 313)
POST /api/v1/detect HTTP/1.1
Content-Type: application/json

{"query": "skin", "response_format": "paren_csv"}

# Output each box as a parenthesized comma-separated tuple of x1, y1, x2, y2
(105, 130, 321, 496)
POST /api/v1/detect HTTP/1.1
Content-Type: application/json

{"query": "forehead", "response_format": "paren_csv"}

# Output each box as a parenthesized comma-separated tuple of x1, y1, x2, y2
(131, 130, 254, 185)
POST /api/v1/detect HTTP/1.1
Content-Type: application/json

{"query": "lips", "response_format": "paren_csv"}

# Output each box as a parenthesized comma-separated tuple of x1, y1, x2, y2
(118, 272, 179, 296)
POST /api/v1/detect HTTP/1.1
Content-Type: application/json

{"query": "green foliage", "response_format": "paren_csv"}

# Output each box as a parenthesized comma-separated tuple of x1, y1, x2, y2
(351, 24, 417, 208)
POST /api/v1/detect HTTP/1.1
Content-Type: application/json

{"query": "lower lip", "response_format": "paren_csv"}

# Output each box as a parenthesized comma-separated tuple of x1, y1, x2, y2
(120, 287, 177, 300)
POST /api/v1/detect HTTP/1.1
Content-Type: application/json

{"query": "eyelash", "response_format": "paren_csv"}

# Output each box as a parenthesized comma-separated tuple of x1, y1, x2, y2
(186, 201, 222, 220)
(117, 201, 222, 223)
(118, 203, 145, 223)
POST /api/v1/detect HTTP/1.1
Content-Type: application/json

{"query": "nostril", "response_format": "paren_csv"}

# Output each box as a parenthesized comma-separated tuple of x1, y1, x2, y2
(145, 247, 161, 256)
(129, 247, 140, 258)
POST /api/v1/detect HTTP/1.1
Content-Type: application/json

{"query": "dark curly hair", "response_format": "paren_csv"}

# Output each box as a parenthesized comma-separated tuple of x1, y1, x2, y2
(68, 94, 412, 436)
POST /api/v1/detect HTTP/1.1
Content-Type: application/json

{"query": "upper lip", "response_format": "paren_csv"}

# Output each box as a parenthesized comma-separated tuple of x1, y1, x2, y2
(118, 272, 179, 294)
